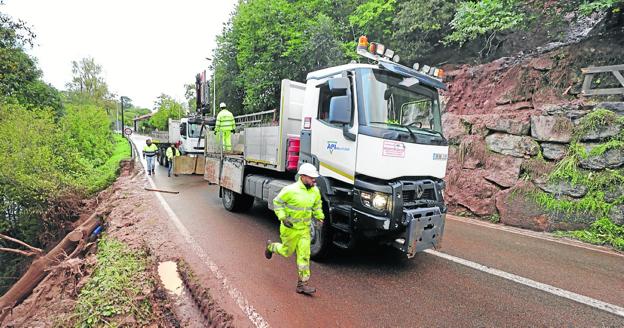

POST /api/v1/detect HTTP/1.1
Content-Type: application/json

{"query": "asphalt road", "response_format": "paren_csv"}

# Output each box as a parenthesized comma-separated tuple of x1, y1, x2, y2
(131, 135, 624, 327)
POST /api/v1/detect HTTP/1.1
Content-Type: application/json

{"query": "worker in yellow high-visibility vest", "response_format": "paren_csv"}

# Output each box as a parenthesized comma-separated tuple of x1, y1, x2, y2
(166, 141, 181, 177)
(214, 102, 235, 151)
(265, 163, 324, 295)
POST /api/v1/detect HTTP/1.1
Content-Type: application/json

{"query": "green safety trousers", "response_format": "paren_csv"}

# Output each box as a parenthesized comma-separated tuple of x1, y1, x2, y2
(268, 224, 311, 281)
(218, 130, 232, 151)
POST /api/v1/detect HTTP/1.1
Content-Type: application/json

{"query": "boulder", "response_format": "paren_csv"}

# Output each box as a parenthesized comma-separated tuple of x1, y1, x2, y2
(496, 183, 550, 231)
(530, 57, 554, 71)
(484, 154, 522, 188)
(536, 180, 588, 198)
(608, 205, 624, 226)
(539, 103, 589, 120)
(604, 185, 624, 203)
(485, 117, 530, 135)
(445, 169, 500, 216)
(496, 182, 597, 231)
(578, 144, 624, 170)
(594, 102, 624, 116)
(541, 142, 568, 160)
(530, 115, 573, 143)
(485, 133, 539, 157)
(579, 124, 622, 141)
(459, 135, 488, 169)
(442, 114, 470, 144)
(511, 101, 534, 111)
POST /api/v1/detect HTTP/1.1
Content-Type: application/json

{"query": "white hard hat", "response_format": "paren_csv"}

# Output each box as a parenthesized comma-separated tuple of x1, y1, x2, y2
(298, 163, 319, 178)
(219, 102, 227, 109)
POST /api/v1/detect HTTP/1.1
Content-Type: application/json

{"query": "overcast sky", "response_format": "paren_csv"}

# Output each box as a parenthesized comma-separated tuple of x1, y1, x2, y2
(3, 0, 237, 108)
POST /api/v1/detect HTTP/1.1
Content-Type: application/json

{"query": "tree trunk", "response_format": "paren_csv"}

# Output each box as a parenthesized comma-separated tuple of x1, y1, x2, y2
(0, 212, 102, 323)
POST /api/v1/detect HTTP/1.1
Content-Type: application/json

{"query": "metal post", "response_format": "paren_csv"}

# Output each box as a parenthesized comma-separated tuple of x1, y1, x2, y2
(121, 96, 125, 131)
(213, 69, 217, 117)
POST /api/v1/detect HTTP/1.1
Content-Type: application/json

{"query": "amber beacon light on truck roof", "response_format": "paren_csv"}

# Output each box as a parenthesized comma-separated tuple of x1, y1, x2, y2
(356, 35, 445, 81)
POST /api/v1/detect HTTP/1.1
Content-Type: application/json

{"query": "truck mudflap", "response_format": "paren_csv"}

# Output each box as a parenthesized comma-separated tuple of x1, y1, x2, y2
(393, 207, 445, 258)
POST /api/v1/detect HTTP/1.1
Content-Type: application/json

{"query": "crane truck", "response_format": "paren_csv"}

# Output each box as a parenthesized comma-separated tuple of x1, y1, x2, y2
(204, 37, 449, 259)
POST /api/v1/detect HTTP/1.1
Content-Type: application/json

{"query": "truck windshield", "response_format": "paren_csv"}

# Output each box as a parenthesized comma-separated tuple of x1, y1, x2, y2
(188, 123, 204, 138)
(358, 68, 442, 135)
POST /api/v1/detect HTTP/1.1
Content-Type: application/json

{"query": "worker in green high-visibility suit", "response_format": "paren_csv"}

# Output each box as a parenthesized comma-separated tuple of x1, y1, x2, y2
(265, 163, 324, 295)
(214, 102, 235, 151)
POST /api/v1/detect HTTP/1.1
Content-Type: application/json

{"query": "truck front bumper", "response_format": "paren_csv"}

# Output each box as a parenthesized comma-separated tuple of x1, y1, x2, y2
(392, 207, 445, 258)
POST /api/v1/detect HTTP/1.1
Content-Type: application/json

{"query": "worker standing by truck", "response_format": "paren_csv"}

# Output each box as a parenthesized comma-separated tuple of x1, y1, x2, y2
(143, 138, 158, 176)
(166, 141, 181, 177)
(214, 102, 235, 151)
(265, 163, 324, 296)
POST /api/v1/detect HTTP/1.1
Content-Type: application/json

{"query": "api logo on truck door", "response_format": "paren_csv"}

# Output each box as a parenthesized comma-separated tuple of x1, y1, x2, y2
(327, 141, 350, 154)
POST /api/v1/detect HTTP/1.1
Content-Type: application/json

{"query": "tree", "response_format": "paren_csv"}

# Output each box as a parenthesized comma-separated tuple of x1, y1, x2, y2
(0, 10, 62, 114)
(184, 83, 197, 112)
(149, 94, 185, 131)
(66, 57, 109, 100)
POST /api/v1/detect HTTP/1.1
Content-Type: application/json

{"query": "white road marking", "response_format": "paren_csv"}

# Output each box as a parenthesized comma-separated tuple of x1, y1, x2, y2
(447, 215, 624, 258)
(425, 249, 624, 318)
(132, 137, 270, 328)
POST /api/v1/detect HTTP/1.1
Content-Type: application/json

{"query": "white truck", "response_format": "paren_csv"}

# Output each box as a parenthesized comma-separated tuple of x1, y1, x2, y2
(151, 116, 206, 166)
(205, 40, 449, 259)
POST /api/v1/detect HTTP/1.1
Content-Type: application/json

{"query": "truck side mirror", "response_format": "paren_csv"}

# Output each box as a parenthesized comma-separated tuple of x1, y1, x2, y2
(328, 77, 352, 125)
(328, 77, 350, 94)
(329, 96, 351, 124)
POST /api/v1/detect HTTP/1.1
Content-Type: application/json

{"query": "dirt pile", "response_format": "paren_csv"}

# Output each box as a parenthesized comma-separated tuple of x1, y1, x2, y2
(441, 31, 624, 231)
(1, 159, 236, 327)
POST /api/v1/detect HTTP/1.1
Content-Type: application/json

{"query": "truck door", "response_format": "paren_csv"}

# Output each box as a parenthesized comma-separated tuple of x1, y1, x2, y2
(311, 77, 358, 184)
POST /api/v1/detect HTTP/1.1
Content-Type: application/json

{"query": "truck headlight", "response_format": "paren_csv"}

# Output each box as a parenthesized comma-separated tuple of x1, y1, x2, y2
(360, 191, 390, 211)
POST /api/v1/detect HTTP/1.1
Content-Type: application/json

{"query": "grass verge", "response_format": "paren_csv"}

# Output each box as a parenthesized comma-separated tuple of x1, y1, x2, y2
(84, 134, 132, 194)
(72, 236, 152, 327)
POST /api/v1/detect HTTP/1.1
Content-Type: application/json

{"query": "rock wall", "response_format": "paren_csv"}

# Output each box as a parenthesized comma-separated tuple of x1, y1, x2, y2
(440, 37, 624, 231)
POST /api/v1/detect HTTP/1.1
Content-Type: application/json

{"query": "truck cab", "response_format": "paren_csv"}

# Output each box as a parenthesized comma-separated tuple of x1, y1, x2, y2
(298, 60, 448, 257)
(178, 117, 206, 155)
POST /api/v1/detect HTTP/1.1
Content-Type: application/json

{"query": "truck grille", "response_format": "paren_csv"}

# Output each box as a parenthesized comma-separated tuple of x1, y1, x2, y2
(401, 180, 437, 204)
(402, 189, 435, 202)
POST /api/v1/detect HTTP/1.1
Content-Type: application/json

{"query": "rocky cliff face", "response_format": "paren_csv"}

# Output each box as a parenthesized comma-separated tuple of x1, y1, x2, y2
(441, 34, 624, 231)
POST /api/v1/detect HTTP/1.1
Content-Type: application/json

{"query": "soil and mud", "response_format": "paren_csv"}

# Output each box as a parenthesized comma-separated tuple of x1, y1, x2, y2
(1, 159, 237, 327)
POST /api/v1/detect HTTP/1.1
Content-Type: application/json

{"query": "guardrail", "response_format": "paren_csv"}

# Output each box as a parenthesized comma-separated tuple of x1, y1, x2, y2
(234, 109, 276, 125)
(581, 64, 624, 96)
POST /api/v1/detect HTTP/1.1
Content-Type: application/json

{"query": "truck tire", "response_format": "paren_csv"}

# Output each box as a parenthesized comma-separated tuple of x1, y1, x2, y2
(222, 188, 254, 212)
(310, 203, 333, 261)
(157, 148, 165, 166)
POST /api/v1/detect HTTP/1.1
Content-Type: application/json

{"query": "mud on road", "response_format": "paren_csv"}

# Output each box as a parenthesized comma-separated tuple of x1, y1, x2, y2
(2, 159, 239, 327)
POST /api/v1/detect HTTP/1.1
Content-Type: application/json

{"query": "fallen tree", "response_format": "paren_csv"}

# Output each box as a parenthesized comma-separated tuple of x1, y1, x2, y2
(0, 210, 106, 323)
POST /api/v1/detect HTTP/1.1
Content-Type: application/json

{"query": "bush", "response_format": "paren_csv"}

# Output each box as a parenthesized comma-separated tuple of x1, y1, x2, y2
(445, 0, 525, 46)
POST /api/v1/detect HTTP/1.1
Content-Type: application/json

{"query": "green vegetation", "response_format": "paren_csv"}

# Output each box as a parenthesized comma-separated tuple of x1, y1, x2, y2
(556, 218, 624, 251)
(529, 109, 624, 250)
(579, 0, 623, 15)
(148, 94, 186, 131)
(73, 237, 152, 327)
(210, 0, 621, 115)
(0, 8, 132, 295)
(445, 0, 525, 46)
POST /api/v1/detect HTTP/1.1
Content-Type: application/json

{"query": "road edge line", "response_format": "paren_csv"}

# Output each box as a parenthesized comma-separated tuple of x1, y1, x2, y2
(133, 137, 270, 328)
(425, 249, 624, 318)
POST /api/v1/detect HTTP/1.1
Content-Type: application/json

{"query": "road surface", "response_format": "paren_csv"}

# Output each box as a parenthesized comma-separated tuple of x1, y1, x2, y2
(131, 135, 624, 327)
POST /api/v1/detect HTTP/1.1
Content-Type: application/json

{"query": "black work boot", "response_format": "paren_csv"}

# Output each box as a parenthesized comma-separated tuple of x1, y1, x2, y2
(296, 280, 316, 295)
(265, 240, 273, 259)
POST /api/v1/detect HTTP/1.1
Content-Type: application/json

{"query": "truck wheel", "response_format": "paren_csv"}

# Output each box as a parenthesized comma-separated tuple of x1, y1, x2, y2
(310, 204, 333, 261)
(222, 188, 254, 212)
(158, 148, 165, 166)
